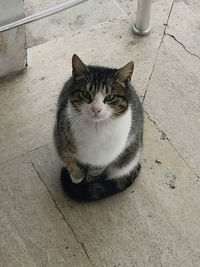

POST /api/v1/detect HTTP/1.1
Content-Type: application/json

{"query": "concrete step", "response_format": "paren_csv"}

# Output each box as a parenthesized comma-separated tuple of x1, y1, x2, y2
(24, 0, 128, 48)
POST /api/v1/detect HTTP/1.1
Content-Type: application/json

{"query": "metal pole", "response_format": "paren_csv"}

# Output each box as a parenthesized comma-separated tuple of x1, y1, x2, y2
(0, 0, 89, 33)
(133, 0, 152, 36)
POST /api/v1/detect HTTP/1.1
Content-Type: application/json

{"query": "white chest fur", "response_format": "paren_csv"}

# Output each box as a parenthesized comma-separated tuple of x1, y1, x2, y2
(68, 105, 132, 166)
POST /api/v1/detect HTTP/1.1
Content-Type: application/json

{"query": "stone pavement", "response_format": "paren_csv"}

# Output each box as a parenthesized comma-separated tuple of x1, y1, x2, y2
(0, 0, 200, 266)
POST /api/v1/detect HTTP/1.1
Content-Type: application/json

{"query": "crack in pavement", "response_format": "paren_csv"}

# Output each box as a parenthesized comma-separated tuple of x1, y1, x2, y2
(165, 33, 200, 61)
(142, 0, 175, 103)
(144, 111, 200, 181)
(0, 142, 52, 166)
(31, 161, 96, 267)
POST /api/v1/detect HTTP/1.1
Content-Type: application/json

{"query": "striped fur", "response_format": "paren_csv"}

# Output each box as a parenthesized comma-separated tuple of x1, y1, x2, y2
(54, 54, 143, 201)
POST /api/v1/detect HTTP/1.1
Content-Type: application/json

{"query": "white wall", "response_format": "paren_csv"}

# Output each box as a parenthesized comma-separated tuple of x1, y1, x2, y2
(0, 0, 26, 78)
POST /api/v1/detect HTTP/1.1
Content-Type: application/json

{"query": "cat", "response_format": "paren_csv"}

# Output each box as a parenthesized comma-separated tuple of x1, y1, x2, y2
(54, 54, 143, 201)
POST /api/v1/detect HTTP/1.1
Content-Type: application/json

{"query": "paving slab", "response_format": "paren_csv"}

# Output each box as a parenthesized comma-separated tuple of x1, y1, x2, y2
(0, 0, 172, 163)
(30, 115, 200, 267)
(144, 34, 200, 176)
(24, 0, 125, 48)
(116, 0, 161, 15)
(0, 156, 91, 267)
(0, 0, 199, 266)
(115, 0, 137, 15)
(166, 0, 200, 58)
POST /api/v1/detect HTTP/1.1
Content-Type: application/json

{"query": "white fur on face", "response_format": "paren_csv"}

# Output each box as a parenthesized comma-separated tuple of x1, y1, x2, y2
(67, 101, 132, 166)
(80, 92, 112, 122)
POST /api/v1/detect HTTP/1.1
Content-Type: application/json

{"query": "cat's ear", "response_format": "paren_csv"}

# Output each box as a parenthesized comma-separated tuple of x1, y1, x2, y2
(72, 54, 88, 79)
(115, 61, 134, 82)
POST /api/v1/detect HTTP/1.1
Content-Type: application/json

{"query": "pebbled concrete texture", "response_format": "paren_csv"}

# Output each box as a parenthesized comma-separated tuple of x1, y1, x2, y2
(1, 0, 200, 266)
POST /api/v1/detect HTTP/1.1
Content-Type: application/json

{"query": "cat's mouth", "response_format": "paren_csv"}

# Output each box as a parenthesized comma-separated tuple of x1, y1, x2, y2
(87, 113, 109, 122)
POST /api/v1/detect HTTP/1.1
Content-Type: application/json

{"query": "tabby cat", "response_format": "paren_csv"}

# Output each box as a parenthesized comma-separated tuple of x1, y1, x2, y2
(54, 54, 143, 201)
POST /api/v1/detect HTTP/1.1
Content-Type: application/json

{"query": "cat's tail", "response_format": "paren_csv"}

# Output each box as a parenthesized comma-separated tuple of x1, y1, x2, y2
(60, 165, 141, 202)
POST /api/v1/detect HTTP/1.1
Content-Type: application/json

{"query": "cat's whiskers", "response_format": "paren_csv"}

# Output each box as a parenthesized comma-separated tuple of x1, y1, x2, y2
(69, 114, 86, 128)
(95, 121, 99, 134)
(66, 114, 87, 138)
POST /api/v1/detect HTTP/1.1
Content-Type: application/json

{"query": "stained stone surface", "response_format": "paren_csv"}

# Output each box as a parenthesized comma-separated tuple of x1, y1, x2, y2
(1, 0, 200, 266)
(0, 156, 91, 267)
(144, 35, 200, 176)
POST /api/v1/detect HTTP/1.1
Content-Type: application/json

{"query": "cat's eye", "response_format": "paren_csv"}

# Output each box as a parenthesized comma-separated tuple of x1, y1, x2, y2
(81, 91, 91, 99)
(104, 94, 115, 102)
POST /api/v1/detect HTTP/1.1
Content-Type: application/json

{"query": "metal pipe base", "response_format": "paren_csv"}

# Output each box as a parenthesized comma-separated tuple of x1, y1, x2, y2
(132, 24, 151, 36)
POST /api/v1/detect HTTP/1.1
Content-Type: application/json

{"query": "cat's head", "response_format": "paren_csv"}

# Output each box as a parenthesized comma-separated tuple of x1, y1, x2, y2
(69, 54, 134, 122)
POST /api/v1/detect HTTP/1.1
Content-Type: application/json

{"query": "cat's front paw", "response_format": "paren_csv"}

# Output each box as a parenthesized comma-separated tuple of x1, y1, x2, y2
(70, 168, 84, 184)
(70, 174, 84, 184)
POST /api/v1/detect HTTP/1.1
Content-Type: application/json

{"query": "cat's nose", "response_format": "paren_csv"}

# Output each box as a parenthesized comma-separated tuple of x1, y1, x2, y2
(91, 106, 101, 115)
